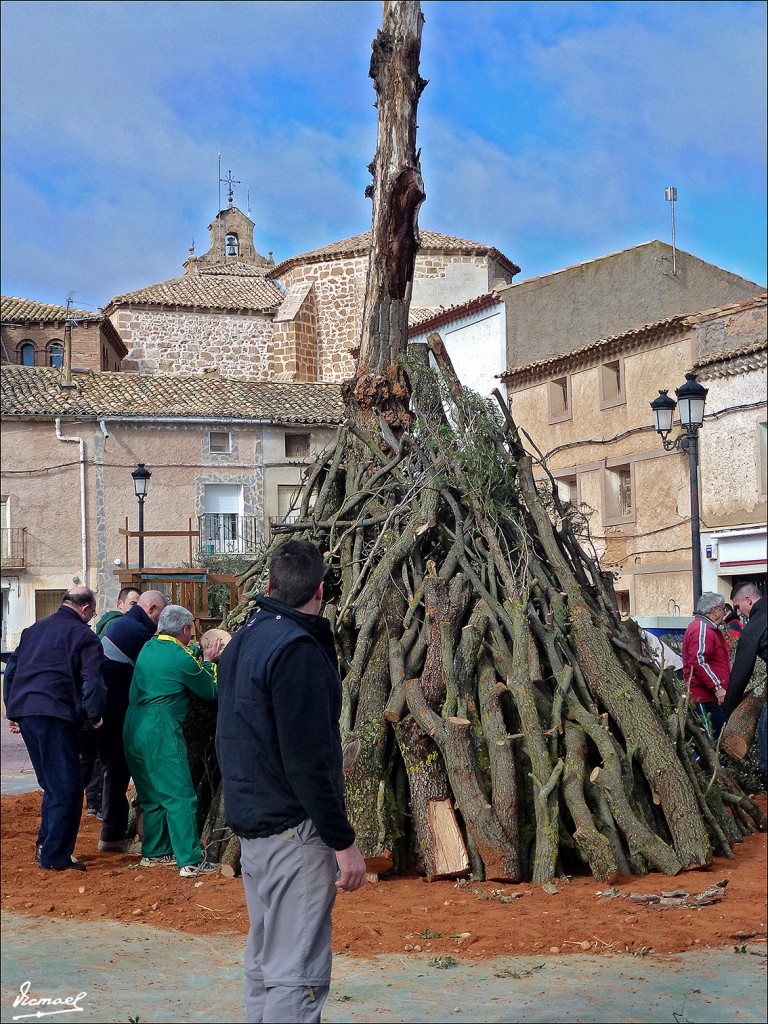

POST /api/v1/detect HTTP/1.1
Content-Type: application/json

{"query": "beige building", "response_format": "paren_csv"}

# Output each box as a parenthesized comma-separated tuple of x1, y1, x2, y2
(1, 297, 127, 372)
(0, 365, 342, 650)
(106, 201, 519, 383)
(498, 241, 763, 369)
(500, 295, 767, 624)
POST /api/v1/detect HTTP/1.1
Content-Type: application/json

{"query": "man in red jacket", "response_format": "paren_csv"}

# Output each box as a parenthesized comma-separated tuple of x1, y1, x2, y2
(682, 591, 730, 739)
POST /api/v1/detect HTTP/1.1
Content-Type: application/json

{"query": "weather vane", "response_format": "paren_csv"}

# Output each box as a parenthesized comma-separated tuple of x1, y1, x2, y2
(220, 169, 241, 206)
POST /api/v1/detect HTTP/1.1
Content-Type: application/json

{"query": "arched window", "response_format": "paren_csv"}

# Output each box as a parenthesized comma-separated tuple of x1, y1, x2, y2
(48, 341, 64, 368)
(19, 341, 36, 366)
(225, 233, 239, 257)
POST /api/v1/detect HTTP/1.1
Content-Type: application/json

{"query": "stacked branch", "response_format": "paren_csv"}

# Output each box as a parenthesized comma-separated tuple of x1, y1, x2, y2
(188, 0, 763, 883)
(221, 345, 764, 883)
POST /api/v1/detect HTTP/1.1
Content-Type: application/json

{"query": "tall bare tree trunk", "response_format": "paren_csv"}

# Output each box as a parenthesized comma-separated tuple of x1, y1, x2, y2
(342, 0, 426, 436)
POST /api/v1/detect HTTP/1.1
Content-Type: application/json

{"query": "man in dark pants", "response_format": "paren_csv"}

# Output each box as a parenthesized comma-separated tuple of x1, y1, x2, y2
(723, 582, 767, 776)
(217, 540, 366, 1024)
(97, 589, 166, 853)
(82, 586, 141, 818)
(3, 587, 106, 871)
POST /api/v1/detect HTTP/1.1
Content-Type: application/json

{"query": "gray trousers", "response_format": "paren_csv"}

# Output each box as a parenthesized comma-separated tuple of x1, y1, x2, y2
(240, 819, 338, 1024)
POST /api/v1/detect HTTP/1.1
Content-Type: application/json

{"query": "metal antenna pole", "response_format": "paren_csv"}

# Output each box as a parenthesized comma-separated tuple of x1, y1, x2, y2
(665, 186, 677, 276)
(217, 149, 222, 256)
(63, 293, 73, 384)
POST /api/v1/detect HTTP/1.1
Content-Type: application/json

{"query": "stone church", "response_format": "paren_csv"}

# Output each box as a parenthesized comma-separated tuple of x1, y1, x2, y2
(105, 200, 520, 382)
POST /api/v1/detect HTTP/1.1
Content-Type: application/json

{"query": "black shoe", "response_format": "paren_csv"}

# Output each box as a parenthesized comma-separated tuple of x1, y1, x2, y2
(86, 806, 102, 819)
(41, 857, 86, 872)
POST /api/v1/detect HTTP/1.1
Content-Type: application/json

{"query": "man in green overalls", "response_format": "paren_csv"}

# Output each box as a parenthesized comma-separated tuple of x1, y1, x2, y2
(123, 605, 224, 878)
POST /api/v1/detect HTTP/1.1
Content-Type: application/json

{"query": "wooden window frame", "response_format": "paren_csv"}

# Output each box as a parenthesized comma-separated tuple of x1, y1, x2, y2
(602, 460, 636, 527)
(599, 357, 626, 410)
(547, 375, 572, 424)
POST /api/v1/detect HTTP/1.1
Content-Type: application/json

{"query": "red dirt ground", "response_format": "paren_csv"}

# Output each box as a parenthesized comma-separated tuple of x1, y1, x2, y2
(2, 791, 765, 960)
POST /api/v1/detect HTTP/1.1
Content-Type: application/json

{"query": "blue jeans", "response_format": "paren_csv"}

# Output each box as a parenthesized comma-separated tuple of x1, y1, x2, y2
(18, 715, 83, 869)
(697, 701, 726, 740)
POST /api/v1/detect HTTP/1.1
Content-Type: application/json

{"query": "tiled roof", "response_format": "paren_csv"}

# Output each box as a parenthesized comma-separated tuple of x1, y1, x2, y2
(106, 264, 284, 312)
(500, 293, 767, 384)
(501, 314, 690, 382)
(2, 296, 98, 324)
(1, 365, 344, 424)
(408, 306, 443, 328)
(694, 338, 767, 372)
(274, 229, 520, 277)
(408, 292, 503, 336)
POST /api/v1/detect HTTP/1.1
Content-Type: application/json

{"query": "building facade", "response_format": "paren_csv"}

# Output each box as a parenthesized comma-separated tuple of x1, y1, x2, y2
(106, 208, 519, 384)
(1, 297, 127, 372)
(0, 366, 342, 650)
(500, 295, 767, 624)
(497, 241, 763, 369)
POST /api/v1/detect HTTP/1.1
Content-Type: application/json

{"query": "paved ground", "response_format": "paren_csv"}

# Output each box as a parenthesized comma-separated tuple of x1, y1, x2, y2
(2, 910, 766, 1024)
(2, 745, 767, 1024)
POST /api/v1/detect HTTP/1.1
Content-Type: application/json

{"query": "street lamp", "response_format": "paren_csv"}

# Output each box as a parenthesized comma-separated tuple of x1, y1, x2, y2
(650, 373, 708, 610)
(131, 463, 152, 569)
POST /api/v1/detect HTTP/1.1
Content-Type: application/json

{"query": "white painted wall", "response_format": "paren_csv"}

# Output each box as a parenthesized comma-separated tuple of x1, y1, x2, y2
(411, 304, 506, 398)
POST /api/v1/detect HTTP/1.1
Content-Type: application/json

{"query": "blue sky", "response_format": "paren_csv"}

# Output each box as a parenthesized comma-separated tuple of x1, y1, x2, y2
(1, 0, 765, 310)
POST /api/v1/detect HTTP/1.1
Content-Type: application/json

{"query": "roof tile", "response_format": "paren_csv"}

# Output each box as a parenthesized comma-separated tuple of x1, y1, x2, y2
(107, 265, 284, 312)
(1, 366, 344, 424)
(2, 296, 98, 324)
(274, 229, 519, 276)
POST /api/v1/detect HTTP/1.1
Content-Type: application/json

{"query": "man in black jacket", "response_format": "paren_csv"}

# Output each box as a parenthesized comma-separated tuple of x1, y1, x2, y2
(216, 540, 365, 1024)
(723, 582, 767, 776)
(97, 589, 166, 852)
(4, 587, 106, 871)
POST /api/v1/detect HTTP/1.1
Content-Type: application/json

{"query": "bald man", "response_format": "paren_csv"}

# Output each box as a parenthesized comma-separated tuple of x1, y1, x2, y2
(97, 590, 167, 852)
(3, 587, 106, 870)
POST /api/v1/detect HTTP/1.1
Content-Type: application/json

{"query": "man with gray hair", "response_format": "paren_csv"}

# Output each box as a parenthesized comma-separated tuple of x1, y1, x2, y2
(682, 591, 730, 739)
(123, 605, 224, 877)
(724, 582, 767, 775)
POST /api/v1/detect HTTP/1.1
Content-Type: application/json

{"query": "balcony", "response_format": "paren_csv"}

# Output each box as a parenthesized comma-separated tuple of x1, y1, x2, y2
(198, 514, 261, 556)
(268, 511, 301, 539)
(1, 527, 27, 570)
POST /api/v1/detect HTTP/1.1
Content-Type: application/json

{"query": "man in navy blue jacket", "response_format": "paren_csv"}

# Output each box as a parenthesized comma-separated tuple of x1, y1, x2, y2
(217, 540, 366, 1024)
(97, 589, 166, 851)
(4, 587, 106, 871)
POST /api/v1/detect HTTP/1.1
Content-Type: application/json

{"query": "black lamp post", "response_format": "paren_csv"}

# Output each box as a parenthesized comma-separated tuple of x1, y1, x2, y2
(131, 463, 151, 569)
(650, 373, 708, 610)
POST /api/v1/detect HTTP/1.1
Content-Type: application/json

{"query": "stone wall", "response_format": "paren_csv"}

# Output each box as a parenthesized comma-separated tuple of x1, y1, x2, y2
(276, 256, 367, 381)
(276, 251, 499, 382)
(271, 283, 319, 380)
(112, 307, 274, 377)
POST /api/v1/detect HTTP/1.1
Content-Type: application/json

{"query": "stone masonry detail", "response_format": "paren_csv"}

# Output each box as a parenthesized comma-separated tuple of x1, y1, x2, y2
(114, 308, 274, 377)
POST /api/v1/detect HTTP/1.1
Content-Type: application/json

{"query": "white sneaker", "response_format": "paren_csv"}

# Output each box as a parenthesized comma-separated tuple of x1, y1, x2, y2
(179, 861, 219, 878)
(140, 855, 176, 867)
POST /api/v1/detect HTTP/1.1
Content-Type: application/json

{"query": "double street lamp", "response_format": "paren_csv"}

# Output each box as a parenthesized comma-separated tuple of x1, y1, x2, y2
(649, 373, 708, 610)
(131, 463, 152, 569)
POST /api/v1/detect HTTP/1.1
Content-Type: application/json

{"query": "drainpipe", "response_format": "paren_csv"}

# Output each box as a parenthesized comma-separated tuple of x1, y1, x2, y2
(55, 418, 87, 588)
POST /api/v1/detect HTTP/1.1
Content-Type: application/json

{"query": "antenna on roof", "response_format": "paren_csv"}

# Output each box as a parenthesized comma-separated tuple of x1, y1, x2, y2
(62, 292, 75, 386)
(217, 149, 222, 256)
(664, 187, 677, 276)
(247, 187, 251, 218)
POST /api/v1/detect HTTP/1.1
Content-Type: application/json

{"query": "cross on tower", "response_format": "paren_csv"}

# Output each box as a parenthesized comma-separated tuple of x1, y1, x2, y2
(220, 169, 241, 206)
